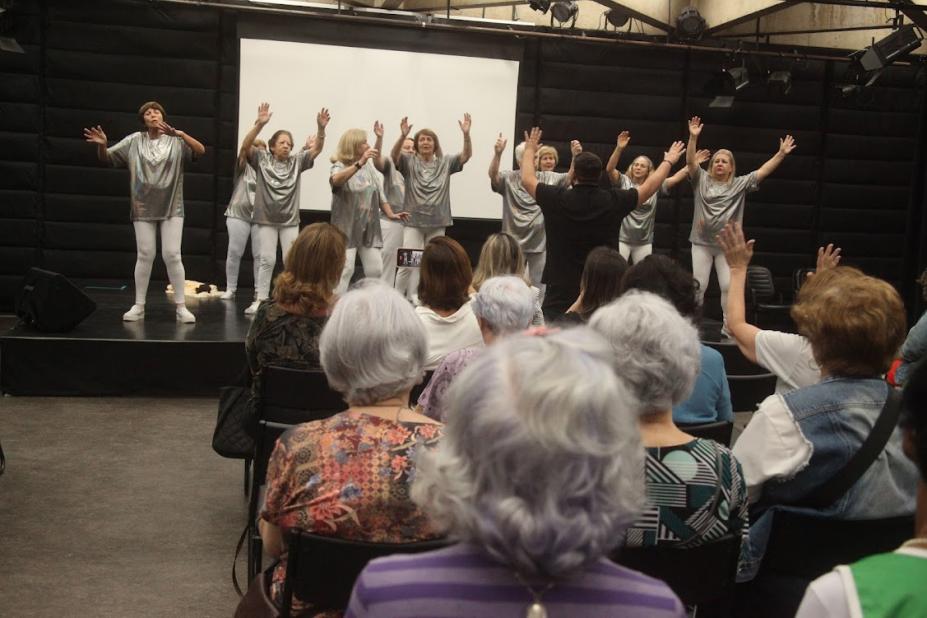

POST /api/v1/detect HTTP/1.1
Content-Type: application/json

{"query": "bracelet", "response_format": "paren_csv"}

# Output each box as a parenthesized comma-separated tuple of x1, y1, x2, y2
(354, 161, 363, 170)
(662, 158, 673, 165)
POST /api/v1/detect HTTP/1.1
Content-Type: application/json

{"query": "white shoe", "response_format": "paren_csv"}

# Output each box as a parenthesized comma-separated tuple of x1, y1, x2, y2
(176, 306, 196, 323)
(219, 290, 236, 300)
(122, 304, 145, 322)
(244, 300, 261, 316)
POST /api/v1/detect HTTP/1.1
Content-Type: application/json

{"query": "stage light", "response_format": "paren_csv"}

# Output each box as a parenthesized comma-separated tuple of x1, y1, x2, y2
(550, 1, 577, 25)
(604, 8, 629, 28)
(709, 96, 734, 109)
(725, 65, 750, 91)
(676, 5, 706, 40)
(0, 0, 22, 54)
(859, 24, 923, 72)
(768, 70, 792, 95)
(528, 0, 551, 14)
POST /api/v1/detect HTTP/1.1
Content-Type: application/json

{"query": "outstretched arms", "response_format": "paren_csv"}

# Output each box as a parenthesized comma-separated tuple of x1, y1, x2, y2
(605, 130, 630, 185)
(489, 132, 507, 188)
(755, 134, 796, 183)
(306, 108, 330, 161)
(372, 120, 387, 173)
(686, 116, 704, 179)
(665, 148, 710, 190)
(717, 222, 761, 362)
(520, 127, 542, 199)
(636, 141, 684, 205)
(392, 116, 412, 166)
(459, 113, 472, 165)
(241, 102, 272, 158)
(83, 125, 109, 163)
(155, 120, 206, 157)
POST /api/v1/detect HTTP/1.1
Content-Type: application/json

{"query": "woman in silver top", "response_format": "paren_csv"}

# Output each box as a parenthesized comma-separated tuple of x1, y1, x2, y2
(83, 101, 205, 323)
(239, 102, 329, 315)
(605, 130, 709, 264)
(219, 137, 266, 301)
(686, 116, 796, 330)
(330, 127, 408, 293)
(372, 122, 414, 286)
(390, 114, 472, 302)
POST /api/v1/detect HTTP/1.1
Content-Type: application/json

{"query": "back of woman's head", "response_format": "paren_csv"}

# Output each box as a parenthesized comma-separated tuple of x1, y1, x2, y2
(792, 268, 906, 377)
(274, 223, 346, 315)
(472, 233, 526, 291)
(589, 291, 701, 413)
(621, 254, 700, 320)
(418, 236, 473, 312)
(411, 327, 645, 580)
(471, 276, 535, 336)
(320, 279, 426, 405)
(578, 247, 628, 320)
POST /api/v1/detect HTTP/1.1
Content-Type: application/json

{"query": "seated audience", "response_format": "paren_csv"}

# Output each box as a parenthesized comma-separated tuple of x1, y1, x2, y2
(795, 359, 927, 617)
(733, 270, 919, 584)
(621, 254, 733, 423)
(417, 275, 535, 421)
(416, 236, 483, 370)
(347, 328, 685, 617)
(245, 222, 346, 393)
(471, 232, 544, 325)
(589, 291, 749, 550)
(259, 280, 444, 613)
(563, 246, 628, 323)
(895, 268, 927, 386)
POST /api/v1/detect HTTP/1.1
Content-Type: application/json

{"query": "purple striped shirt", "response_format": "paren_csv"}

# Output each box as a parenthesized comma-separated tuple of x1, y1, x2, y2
(345, 543, 685, 617)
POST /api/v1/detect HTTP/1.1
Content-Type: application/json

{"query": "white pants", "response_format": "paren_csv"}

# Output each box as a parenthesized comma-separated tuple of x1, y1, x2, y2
(255, 224, 299, 301)
(525, 251, 546, 305)
(692, 243, 731, 320)
(132, 217, 187, 305)
(379, 216, 404, 286)
(394, 226, 445, 300)
(337, 246, 383, 294)
(225, 217, 259, 294)
(619, 242, 653, 264)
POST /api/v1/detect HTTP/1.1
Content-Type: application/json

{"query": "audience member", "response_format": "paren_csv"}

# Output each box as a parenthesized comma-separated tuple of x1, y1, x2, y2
(895, 268, 927, 386)
(563, 246, 628, 323)
(471, 232, 543, 325)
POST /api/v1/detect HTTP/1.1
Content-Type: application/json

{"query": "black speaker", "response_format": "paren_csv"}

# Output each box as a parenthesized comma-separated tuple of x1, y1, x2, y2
(15, 268, 97, 332)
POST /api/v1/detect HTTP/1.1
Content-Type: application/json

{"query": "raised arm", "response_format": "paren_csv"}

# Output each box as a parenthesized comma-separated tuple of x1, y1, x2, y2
(605, 131, 630, 185)
(566, 139, 581, 184)
(520, 127, 542, 199)
(306, 108, 330, 161)
(637, 141, 684, 205)
(686, 116, 705, 180)
(155, 120, 206, 157)
(241, 102, 271, 156)
(665, 148, 710, 190)
(83, 125, 109, 163)
(488, 132, 507, 188)
(391, 117, 412, 166)
(755, 134, 796, 183)
(458, 113, 472, 165)
(372, 121, 386, 173)
(717, 222, 761, 362)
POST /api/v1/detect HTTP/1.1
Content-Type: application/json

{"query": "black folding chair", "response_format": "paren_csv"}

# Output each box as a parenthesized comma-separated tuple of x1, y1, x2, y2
(746, 265, 792, 329)
(409, 369, 435, 406)
(679, 421, 734, 446)
(727, 373, 777, 413)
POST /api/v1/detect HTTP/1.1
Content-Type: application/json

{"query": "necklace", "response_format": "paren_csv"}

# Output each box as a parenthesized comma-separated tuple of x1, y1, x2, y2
(514, 573, 554, 618)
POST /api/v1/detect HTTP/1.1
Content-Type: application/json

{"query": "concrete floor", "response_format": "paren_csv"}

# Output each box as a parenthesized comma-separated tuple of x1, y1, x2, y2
(0, 396, 245, 617)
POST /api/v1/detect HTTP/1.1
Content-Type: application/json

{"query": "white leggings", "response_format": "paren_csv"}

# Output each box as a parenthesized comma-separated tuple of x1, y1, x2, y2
(132, 218, 187, 306)
(338, 246, 383, 294)
(379, 216, 404, 286)
(525, 251, 546, 304)
(619, 242, 653, 264)
(394, 226, 445, 300)
(225, 217, 259, 294)
(692, 243, 731, 319)
(255, 224, 299, 301)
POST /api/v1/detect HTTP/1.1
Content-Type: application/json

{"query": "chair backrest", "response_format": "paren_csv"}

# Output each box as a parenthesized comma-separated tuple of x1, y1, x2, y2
(678, 421, 734, 446)
(612, 532, 742, 607)
(409, 369, 435, 406)
(281, 531, 450, 615)
(747, 265, 778, 302)
(704, 341, 767, 376)
(727, 372, 777, 412)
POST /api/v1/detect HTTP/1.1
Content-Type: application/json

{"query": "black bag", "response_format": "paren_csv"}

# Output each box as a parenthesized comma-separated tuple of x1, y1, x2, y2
(212, 386, 256, 459)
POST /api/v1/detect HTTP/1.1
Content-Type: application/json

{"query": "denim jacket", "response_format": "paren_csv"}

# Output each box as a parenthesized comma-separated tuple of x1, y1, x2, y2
(739, 377, 918, 581)
(896, 310, 927, 385)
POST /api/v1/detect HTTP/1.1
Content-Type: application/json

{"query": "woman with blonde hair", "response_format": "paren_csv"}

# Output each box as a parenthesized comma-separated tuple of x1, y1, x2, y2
(330, 127, 407, 293)
(472, 232, 543, 326)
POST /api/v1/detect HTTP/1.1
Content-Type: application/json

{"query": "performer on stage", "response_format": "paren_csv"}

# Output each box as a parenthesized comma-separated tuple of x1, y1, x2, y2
(330, 127, 408, 293)
(488, 135, 580, 294)
(372, 121, 414, 285)
(390, 114, 472, 301)
(605, 130, 710, 264)
(83, 101, 205, 323)
(240, 102, 329, 315)
(686, 116, 796, 329)
(220, 137, 266, 301)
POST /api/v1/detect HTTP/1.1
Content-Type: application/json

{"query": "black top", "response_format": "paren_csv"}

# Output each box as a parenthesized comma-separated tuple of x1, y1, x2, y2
(535, 182, 638, 301)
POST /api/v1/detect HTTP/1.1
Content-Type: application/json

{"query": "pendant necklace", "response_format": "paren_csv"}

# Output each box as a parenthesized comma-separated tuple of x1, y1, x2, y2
(514, 572, 554, 618)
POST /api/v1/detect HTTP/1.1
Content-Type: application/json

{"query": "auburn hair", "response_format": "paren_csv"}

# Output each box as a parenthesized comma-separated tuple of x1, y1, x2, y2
(418, 236, 473, 312)
(273, 223, 346, 316)
(137, 101, 166, 124)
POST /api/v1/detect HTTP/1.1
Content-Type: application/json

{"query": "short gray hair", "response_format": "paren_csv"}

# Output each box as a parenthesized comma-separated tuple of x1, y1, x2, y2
(320, 279, 426, 405)
(513, 141, 526, 168)
(589, 290, 701, 413)
(411, 327, 645, 579)
(471, 276, 535, 336)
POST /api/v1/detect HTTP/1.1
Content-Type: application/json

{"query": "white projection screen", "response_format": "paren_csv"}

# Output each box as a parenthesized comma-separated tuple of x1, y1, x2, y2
(238, 38, 520, 220)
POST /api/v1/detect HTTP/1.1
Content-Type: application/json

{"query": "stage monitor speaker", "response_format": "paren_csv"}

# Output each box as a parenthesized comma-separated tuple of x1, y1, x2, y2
(15, 268, 97, 333)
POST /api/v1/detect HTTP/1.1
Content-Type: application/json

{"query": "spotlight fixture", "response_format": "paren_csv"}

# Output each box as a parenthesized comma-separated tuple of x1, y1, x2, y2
(550, 1, 577, 25)
(768, 70, 792, 95)
(709, 96, 735, 109)
(724, 65, 750, 91)
(676, 5, 706, 40)
(0, 0, 22, 54)
(604, 8, 629, 28)
(860, 24, 923, 72)
(528, 0, 551, 14)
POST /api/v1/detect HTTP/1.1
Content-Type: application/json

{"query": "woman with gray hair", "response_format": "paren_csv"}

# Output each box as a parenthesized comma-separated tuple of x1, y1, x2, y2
(259, 279, 443, 613)
(416, 275, 535, 421)
(588, 291, 749, 551)
(347, 328, 685, 617)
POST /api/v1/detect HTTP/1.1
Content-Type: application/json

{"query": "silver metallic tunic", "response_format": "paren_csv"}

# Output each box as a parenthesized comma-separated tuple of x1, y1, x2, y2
(397, 152, 464, 228)
(381, 158, 406, 218)
(248, 149, 314, 227)
(330, 161, 387, 249)
(224, 165, 257, 221)
(689, 167, 759, 247)
(492, 170, 570, 254)
(107, 132, 191, 221)
(617, 175, 668, 245)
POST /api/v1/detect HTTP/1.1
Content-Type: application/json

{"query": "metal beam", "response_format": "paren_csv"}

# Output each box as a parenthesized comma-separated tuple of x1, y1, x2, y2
(780, 0, 927, 10)
(584, 0, 670, 32)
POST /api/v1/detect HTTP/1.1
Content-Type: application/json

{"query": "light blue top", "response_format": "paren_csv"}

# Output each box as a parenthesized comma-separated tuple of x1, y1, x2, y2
(673, 344, 733, 424)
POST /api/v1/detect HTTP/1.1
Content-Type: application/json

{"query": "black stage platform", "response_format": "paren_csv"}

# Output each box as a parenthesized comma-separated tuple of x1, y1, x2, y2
(0, 288, 253, 396)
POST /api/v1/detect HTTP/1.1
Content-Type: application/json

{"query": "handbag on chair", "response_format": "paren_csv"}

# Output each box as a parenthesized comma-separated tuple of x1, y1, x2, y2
(212, 385, 257, 459)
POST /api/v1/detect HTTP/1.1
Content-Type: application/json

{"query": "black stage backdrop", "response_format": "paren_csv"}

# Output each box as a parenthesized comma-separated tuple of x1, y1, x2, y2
(1, 0, 925, 319)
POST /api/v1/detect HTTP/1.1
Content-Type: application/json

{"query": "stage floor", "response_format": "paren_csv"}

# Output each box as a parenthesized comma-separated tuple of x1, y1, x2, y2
(1, 288, 255, 396)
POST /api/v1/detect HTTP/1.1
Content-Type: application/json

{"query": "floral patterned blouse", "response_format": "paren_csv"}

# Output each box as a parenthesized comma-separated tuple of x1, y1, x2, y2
(245, 300, 329, 394)
(261, 411, 444, 615)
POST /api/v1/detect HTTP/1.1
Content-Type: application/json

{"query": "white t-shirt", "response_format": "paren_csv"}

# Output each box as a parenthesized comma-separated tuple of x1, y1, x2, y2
(416, 302, 483, 370)
(754, 330, 821, 394)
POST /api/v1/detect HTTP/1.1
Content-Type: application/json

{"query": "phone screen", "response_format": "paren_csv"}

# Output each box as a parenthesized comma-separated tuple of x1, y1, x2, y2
(396, 248, 424, 267)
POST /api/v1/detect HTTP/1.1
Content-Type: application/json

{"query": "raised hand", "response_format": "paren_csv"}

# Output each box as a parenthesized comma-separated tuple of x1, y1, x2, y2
(360, 148, 379, 165)
(256, 102, 272, 126)
(779, 134, 797, 155)
(307, 135, 318, 153)
(524, 127, 542, 151)
(664, 141, 685, 165)
(155, 120, 179, 137)
(696, 149, 711, 165)
(493, 133, 507, 155)
(570, 140, 582, 156)
(459, 112, 472, 135)
(616, 130, 630, 149)
(316, 108, 330, 129)
(717, 222, 755, 269)
(816, 243, 842, 271)
(400, 116, 412, 137)
(688, 116, 703, 137)
(373, 120, 384, 138)
(83, 125, 107, 145)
